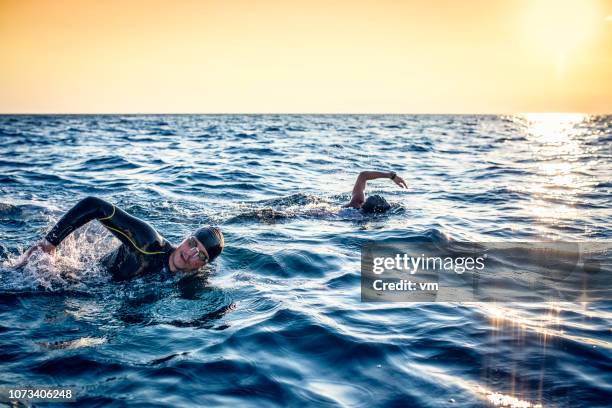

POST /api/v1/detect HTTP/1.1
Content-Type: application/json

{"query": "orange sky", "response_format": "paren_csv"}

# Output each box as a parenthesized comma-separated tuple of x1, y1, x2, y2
(0, 0, 610, 113)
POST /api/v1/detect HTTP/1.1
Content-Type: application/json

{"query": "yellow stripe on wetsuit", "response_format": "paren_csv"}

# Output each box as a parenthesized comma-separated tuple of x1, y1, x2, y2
(98, 205, 115, 220)
(97, 205, 165, 255)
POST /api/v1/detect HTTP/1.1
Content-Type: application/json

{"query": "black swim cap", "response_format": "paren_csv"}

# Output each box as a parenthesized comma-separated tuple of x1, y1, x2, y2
(193, 226, 224, 262)
(361, 195, 391, 214)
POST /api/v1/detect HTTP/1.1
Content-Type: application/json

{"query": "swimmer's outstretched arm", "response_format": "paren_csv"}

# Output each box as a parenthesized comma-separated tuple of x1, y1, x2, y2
(44, 196, 119, 246)
(344, 171, 408, 208)
(16, 196, 163, 267)
(17, 196, 116, 266)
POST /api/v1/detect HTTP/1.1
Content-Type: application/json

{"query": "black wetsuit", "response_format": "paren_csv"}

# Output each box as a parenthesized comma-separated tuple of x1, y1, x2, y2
(45, 196, 175, 280)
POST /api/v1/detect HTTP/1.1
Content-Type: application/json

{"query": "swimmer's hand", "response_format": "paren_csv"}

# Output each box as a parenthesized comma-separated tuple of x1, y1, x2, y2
(392, 174, 408, 189)
(14, 239, 56, 268)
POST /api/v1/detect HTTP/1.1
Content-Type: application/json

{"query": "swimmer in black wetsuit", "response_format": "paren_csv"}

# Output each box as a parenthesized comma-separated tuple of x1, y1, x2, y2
(16, 196, 224, 280)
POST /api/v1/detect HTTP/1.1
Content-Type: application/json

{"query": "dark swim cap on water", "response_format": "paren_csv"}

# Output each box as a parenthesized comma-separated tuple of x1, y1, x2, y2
(193, 226, 224, 262)
(361, 195, 391, 214)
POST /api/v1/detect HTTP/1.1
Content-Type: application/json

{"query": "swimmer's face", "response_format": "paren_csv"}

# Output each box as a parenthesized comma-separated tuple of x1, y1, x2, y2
(171, 237, 209, 272)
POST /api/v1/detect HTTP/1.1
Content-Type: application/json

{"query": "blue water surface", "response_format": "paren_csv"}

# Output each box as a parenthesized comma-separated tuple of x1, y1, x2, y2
(0, 114, 610, 407)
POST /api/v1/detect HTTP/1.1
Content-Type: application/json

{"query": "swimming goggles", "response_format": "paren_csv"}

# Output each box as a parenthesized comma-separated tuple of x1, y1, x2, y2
(188, 237, 209, 263)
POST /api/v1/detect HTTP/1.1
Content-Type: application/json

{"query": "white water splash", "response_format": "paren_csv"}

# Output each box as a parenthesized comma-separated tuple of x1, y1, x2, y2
(1, 223, 116, 291)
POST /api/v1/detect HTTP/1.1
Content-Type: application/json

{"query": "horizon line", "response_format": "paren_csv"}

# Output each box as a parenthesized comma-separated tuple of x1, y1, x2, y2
(1, 112, 609, 116)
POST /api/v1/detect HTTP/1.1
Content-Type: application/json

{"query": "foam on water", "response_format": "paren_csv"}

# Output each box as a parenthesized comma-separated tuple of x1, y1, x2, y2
(1, 223, 114, 292)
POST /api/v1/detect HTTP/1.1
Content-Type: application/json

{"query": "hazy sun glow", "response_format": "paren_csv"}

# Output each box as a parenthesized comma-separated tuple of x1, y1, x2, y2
(0, 0, 610, 113)
(523, 1, 602, 54)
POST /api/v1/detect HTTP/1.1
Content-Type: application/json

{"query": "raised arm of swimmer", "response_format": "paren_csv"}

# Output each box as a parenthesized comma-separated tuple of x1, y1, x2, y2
(16, 196, 163, 267)
(344, 171, 407, 210)
(15, 196, 223, 279)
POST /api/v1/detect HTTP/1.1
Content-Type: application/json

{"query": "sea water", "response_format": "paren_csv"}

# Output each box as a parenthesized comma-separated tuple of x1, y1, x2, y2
(0, 114, 610, 407)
